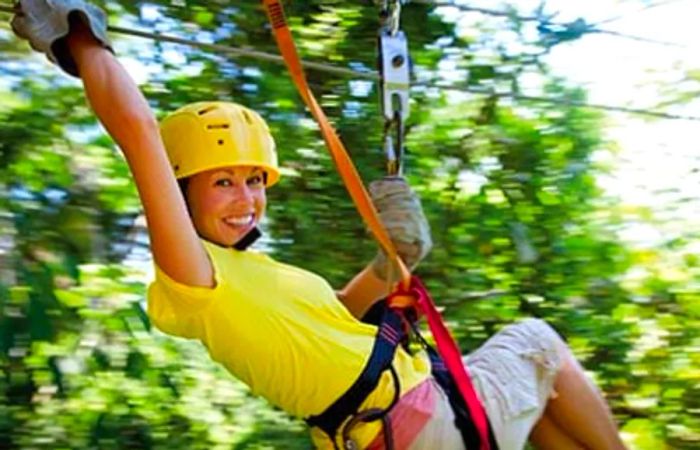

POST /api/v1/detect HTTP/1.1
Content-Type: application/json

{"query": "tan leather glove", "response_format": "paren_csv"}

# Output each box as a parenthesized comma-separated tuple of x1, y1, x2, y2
(11, 0, 113, 77)
(369, 176, 432, 281)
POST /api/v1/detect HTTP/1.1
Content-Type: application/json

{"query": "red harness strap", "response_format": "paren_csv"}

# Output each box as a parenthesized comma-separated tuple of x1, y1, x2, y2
(390, 277, 494, 450)
(261, 1, 493, 448)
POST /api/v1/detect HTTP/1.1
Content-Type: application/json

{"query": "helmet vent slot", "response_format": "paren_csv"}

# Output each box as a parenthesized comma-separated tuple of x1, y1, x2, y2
(197, 106, 217, 115)
(242, 110, 253, 125)
(207, 124, 230, 130)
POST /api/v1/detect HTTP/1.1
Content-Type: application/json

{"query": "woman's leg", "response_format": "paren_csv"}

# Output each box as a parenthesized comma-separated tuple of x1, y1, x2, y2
(463, 318, 626, 449)
(538, 340, 627, 450)
(529, 414, 585, 450)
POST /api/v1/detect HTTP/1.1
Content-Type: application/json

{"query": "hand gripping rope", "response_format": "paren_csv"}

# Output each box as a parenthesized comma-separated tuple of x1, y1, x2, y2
(261, 1, 495, 449)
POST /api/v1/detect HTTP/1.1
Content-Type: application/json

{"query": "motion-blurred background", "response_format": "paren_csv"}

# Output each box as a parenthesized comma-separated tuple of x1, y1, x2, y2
(0, 1, 698, 448)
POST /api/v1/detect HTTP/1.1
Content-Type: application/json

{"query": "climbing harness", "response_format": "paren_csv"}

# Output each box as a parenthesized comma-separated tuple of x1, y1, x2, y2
(308, 277, 500, 450)
(306, 307, 403, 449)
(262, 1, 497, 448)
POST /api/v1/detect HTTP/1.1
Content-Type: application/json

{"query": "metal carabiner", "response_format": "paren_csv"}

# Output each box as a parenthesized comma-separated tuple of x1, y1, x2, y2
(380, 0, 403, 36)
(383, 112, 404, 175)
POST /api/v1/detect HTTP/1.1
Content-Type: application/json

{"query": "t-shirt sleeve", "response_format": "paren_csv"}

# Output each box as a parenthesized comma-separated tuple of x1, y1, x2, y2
(147, 257, 226, 338)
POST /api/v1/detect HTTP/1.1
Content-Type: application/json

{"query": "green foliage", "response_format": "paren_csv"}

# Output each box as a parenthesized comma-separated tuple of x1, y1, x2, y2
(1, 1, 698, 448)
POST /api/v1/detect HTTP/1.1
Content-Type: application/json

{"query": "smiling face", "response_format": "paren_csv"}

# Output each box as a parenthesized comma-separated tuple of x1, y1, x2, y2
(185, 166, 267, 247)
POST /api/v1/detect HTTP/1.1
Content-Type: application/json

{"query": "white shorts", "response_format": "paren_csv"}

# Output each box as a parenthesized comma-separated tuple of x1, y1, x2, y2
(410, 318, 563, 450)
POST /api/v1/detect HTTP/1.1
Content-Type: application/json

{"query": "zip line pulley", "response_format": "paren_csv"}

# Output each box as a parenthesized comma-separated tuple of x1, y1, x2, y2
(378, 0, 410, 176)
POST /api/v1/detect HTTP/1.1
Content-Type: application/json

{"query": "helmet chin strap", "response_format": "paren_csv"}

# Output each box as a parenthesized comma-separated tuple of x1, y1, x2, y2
(232, 226, 262, 251)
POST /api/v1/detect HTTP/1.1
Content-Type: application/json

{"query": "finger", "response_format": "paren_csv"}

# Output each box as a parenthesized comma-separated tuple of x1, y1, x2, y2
(375, 190, 418, 209)
(373, 196, 419, 216)
(369, 177, 410, 199)
(373, 179, 410, 194)
(10, 16, 29, 38)
(18, 0, 50, 21)
(394, 242, 422, 268)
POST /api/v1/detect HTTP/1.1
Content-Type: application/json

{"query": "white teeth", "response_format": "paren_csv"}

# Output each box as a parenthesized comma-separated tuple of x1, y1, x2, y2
(224, 214, 254, 226)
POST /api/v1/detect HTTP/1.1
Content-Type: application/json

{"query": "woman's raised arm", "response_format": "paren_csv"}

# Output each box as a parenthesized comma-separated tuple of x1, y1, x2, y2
(63, 20, 214, 287)
(11, 1, 213, 285)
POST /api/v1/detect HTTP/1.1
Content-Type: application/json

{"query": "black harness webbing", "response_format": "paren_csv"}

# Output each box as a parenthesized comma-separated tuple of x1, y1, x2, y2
(306, 307, 404, 449)
(306, 303, 500, 450)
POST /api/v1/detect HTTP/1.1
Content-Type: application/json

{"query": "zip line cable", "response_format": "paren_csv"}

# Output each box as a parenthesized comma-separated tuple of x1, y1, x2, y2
(415, 0, 687, 48)
(0, 4, 373, 79)
(1, 4, 698, 122)
(497, 92, 699, 121)
(596, 0, 686, 26)
(112, 25, 375, 81)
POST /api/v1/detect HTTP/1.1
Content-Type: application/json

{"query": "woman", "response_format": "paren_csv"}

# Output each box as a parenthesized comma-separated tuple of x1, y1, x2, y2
(12, 1, 627, 449)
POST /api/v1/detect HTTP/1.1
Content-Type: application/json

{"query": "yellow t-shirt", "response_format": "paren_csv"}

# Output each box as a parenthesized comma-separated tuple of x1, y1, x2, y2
(147, 240, 431, 448)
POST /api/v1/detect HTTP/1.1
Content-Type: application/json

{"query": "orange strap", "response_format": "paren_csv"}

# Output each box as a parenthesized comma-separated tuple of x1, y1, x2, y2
(262, 0, 411, 289)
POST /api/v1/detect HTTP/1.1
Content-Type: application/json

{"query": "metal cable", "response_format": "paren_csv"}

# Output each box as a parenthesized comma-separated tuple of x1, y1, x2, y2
(596, 0, 686, 26)
(413, 0, 687, 48)
(108, 25, 378, 80)
(1, 4, 698, 121)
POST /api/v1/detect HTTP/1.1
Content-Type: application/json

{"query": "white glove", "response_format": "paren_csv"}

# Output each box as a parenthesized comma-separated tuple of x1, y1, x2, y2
(369, 176, 432, 280)
(12, 0, 113, 77)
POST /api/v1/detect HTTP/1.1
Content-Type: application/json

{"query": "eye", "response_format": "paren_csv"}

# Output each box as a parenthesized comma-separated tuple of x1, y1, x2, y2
(215, 178, 233, 187)
(247, 174, 264, 186)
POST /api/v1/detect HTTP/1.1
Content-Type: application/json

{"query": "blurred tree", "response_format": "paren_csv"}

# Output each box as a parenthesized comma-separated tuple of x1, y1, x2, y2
(0, 0, 698, 448)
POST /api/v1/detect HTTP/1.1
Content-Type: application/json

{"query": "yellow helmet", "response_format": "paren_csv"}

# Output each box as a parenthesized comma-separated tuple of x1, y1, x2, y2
(160, 101, 280, 186)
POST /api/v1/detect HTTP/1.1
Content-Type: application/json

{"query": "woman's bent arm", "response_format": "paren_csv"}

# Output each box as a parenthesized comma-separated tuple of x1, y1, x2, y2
(337, 264, 391, 319)
(67, 24, 214, 287)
